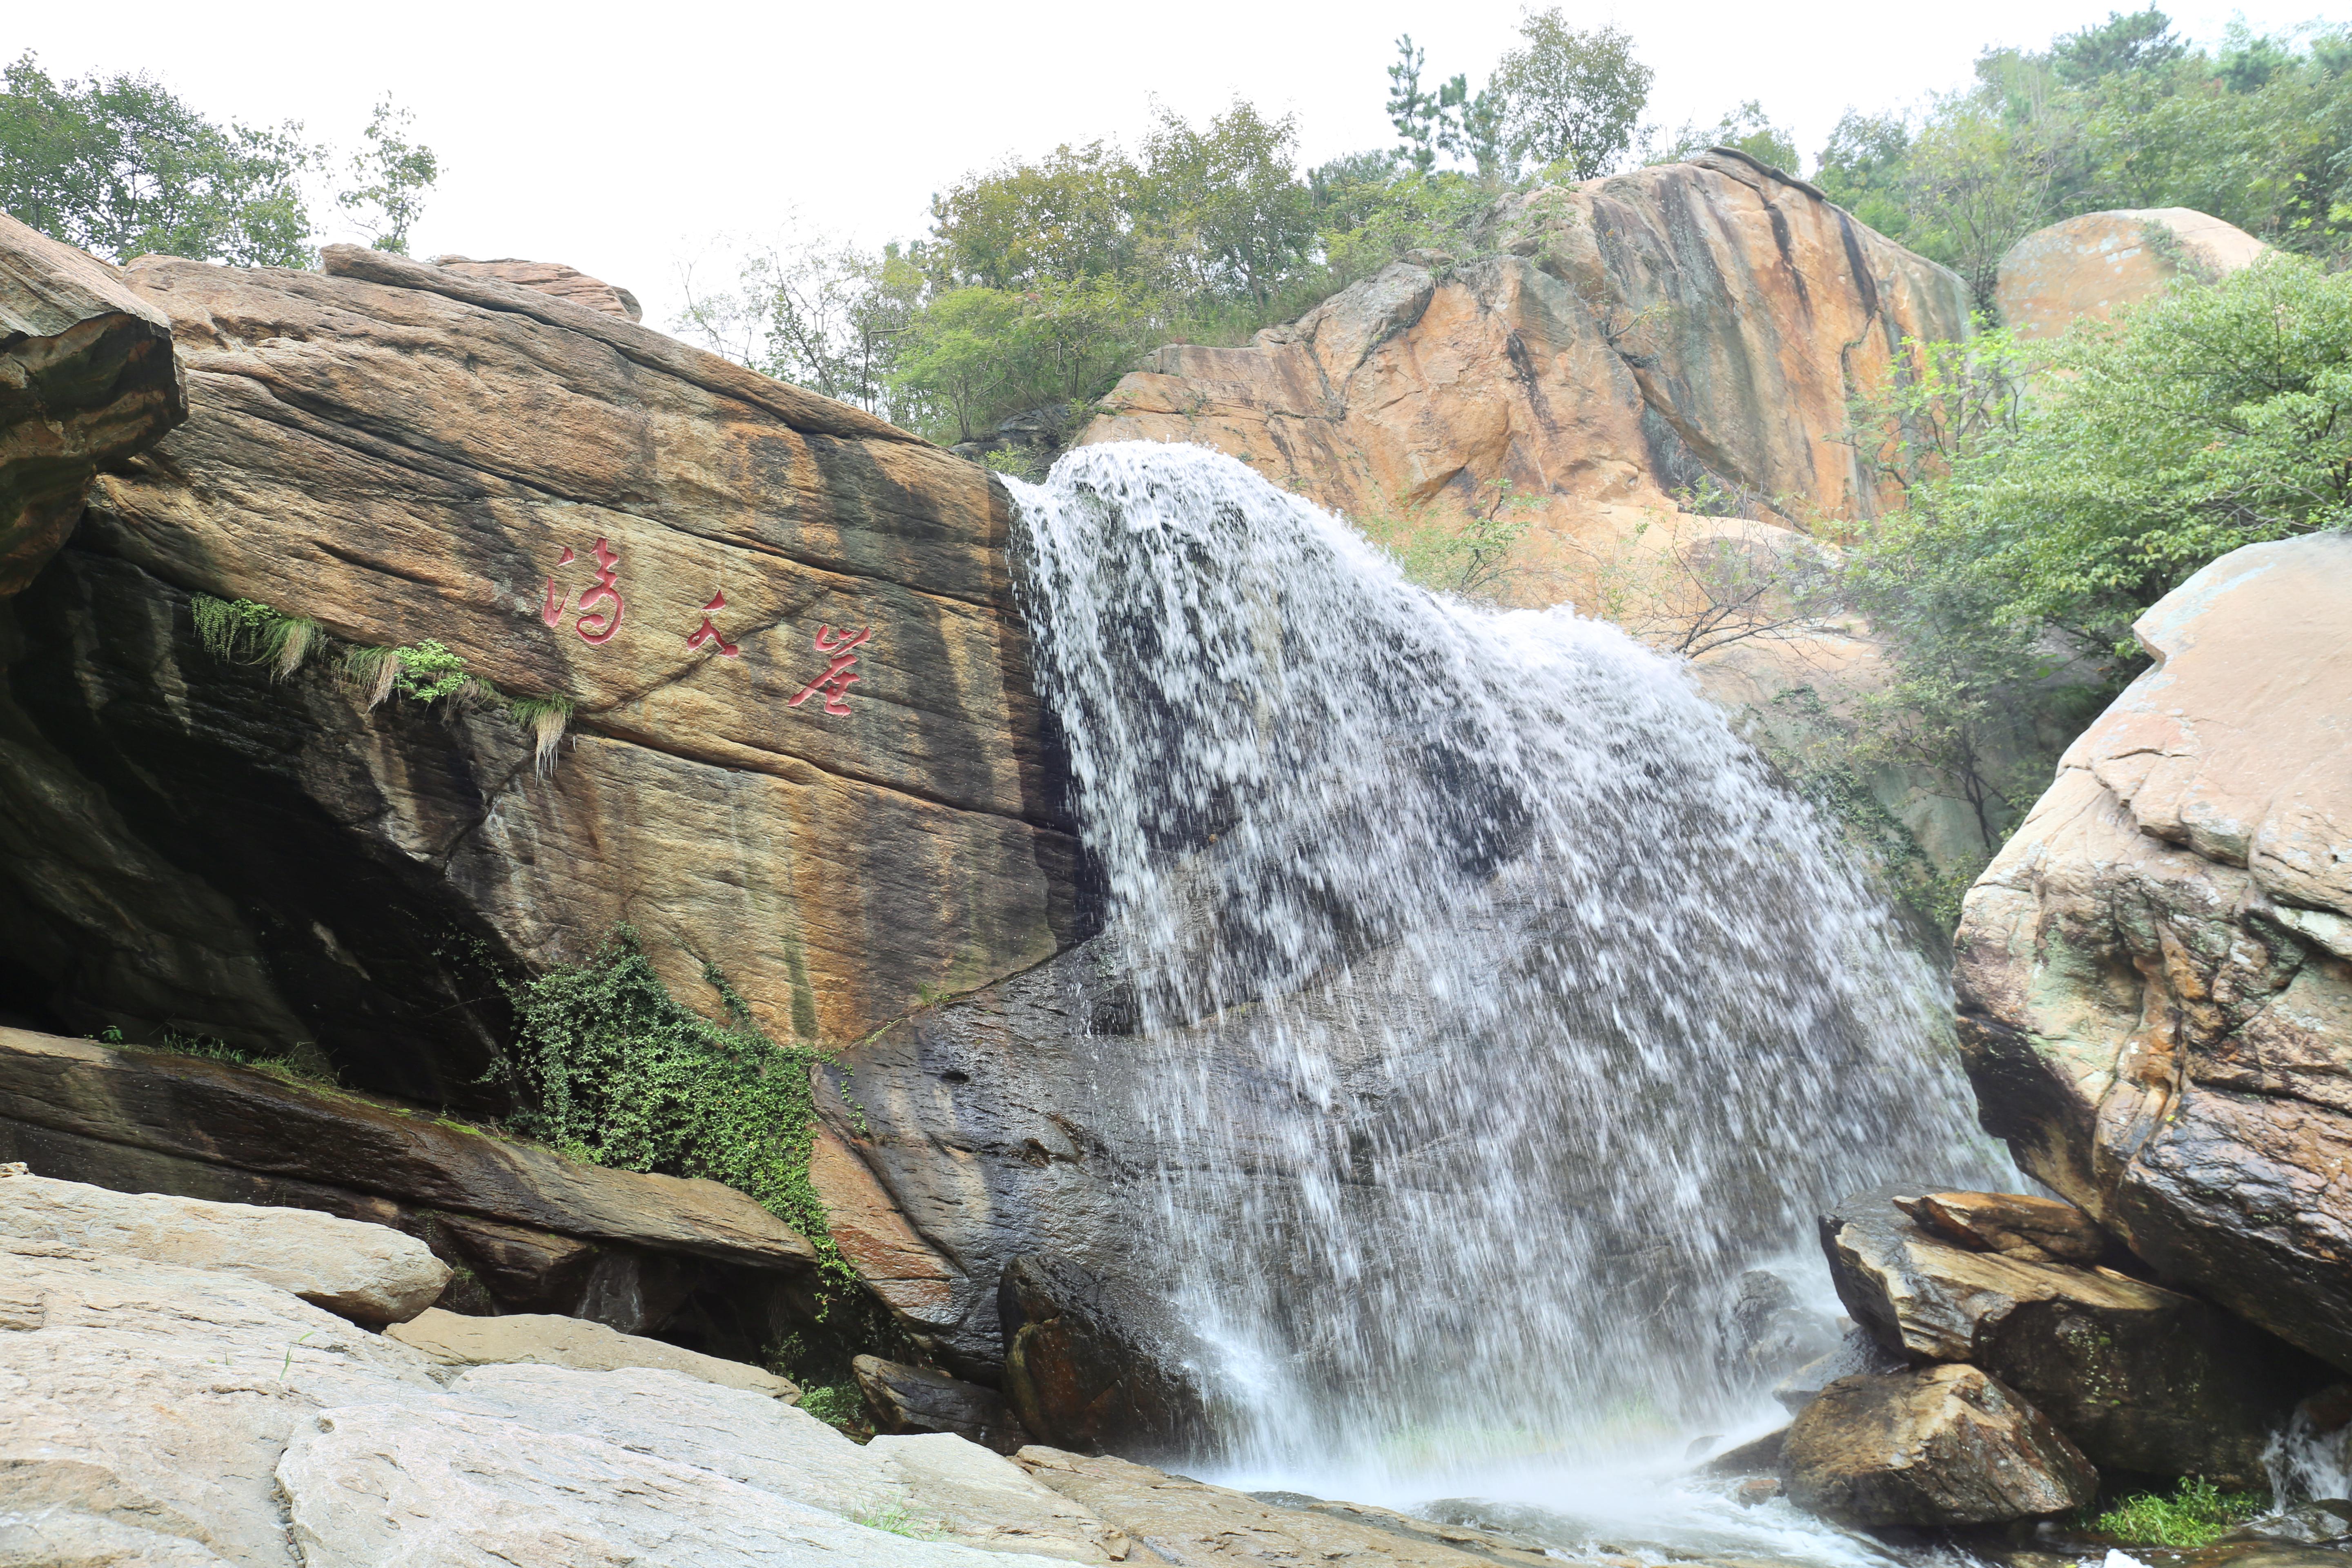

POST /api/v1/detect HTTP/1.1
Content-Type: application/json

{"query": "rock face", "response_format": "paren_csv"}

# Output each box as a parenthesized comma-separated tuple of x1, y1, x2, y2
(1896, 1189, 2107, 1265)
(1081, 152, 1968, 558)
(0, 211, 185, 595)
(1955, 535, 2352, 1372)
(1996, 209, 2268, 341)
(858, 1354, 1033, 1453)
(433, 253, 645, 320)
(1784, 1363, 2097, 1526)
(0, 238, 1082, 1104)
(1821, 1186, 2317, 1482)
(0, 1027, 826, 1353)
(0, 1166, 446, 1322)
(1000, 1253, 1213, 1459)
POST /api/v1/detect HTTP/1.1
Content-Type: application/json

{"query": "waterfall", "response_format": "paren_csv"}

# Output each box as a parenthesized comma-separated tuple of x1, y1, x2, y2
(1005, 442, 2005, 1491)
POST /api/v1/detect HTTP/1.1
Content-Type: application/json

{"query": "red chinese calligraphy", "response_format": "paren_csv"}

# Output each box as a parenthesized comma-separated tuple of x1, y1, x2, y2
(574, 538, 625, 646)
(540, 546, 577, 627)
(687, 591, 740, 657)
(787, 624, 871, 716)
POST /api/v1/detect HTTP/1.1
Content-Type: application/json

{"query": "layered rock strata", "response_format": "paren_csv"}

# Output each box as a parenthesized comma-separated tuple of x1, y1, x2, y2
(0, 233, 1083, 1105)
(1955, 535, 2352, 1372)
(0, 211, 185, 594)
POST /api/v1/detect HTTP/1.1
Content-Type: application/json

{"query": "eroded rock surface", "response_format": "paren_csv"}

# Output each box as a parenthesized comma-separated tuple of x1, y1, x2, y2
(858, 1353, 1033, 1453)
(1784, 1363, 2096, 1526)
(0, 1166, 447, 1323)
(0, 212, 185, 595)
(432, 253, 644, 320)
(1955, 535, 2352, 1371)
(1896, 1189, 2107, 1265)
(387, 1306, 798, 1396)
(1081, 152, 1967, 556)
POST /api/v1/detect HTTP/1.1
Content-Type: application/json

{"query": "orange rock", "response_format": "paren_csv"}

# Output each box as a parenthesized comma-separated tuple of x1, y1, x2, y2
(1995, 208, 2267, 341)
(434, 254, 643, 321)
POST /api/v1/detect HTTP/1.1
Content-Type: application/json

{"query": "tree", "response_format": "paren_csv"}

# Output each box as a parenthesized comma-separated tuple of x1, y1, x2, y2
(336, 95, 438, 254)
(1813, 110, 1914, 238)
(1650, 100, 1800, 173)
(0, 52, 313, 265)
(1492, 13, 1653, 180)
(926, 141, 1139, 290)
(1137, 100, 1316, 306)
(0, 53, 438, 267)
(675, 232, 924, 418)
(2051, 9, 2185, 84)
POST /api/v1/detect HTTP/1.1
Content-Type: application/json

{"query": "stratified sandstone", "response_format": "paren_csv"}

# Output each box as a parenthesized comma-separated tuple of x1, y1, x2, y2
(1996, 209, 2267, 341)
(0, 212, 185, 594)
(433, 254, 644, 320)
(1081, 151, 1969, 565)
(1956, 534, 2352, 1370)
(0, 238, 1082, 1106)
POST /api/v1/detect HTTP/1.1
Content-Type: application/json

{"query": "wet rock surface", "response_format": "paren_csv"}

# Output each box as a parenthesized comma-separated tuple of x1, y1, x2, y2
(0, 212, 185, 596)
(1822, 1185, 2319, 1482)
(1000, 1252, 1212, 1460)
(1785, 1363, 2097, 1526)
(1896, 1189, 2109, 1265)
(1955, 535, 2352, 1372)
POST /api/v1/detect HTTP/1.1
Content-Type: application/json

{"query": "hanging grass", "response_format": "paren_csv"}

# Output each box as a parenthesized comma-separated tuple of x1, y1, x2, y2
(506, 693, 575, 773)
(191, 596, 322, 681)
(490, 923, 845, 1276)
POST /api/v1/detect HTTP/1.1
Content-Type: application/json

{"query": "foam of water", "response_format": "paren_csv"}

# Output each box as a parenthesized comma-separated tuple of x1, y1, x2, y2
(1007, 443, 2009, 1536)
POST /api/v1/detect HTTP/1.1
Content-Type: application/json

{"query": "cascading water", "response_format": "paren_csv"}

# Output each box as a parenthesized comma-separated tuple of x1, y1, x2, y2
(1005, 443, 2008, 1542)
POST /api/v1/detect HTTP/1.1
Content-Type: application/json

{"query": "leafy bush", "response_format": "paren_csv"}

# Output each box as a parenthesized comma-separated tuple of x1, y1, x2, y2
(192, 596, 320, 680)
(491, 924, 837, 1265)
(2084, 1477, 2266, 1548)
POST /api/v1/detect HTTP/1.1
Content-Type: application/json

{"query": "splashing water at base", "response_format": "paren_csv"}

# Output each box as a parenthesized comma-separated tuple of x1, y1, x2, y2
(1007, 444, 2010, 1552)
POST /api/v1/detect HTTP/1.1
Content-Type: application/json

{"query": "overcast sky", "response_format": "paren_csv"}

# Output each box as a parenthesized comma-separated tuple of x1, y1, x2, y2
(13, 0, 2330, 330)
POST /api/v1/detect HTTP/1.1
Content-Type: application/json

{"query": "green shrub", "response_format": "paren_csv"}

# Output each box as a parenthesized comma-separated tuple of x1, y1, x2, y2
(794, 1381, 870, 1437)
(191, 595, 321, 680)
(2084, 1477, 2267, 1548)
(492, 924, 839, 1270)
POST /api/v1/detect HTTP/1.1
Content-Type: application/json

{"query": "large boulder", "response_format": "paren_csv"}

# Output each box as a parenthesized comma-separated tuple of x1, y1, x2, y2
(857, 1354, 1033, 1453)
(385, 1306, 799, 1397)
(1081, 152, 1968, 564)
(0, 1166, 447, 1322)
(0, 238, 1082, 1103)
(0, 212, 186, 595)
(1996, 209, 2267, 341)
(999, 1253, 1212, 1460)
(1784, 1363, 2097, 1526)
(1822, 1185, 2319, 1482)
(1955, 535, 2352, 1372)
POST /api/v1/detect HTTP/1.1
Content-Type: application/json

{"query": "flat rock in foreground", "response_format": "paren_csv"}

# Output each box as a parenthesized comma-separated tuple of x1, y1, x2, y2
(387, 1306, 798, 1398)
(0, 1165, 448, 1322)
(1785, 1363, 2096, 1526)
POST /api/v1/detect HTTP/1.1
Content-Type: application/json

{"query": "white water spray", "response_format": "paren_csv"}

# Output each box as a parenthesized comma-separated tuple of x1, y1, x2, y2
(1008, 444, 2005, 1510)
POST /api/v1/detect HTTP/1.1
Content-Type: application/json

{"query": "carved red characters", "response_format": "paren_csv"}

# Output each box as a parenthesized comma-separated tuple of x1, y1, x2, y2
(788, 624, 871, 716)
(540, 546, 576, 627)
(688, 591, 740, 657)
(574, 538, 625, 645)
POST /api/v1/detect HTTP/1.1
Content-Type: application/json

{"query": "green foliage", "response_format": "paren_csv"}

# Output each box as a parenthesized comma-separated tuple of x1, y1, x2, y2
(1493, 12, 1653, 180)
(2083, 1477, 2266, 1548)
(1969, 256, 2352, 648)
(138, 1030, 341, 1087)
(390, 639, 474, 704)
(847, 1500, 938, 1540)
(1650, 100, 1800, 173)
(793, 1381, 871, 1438)
(492, 924, 840, 1270)
(1813, 16, 2352, 307)
(0, 53, 437, 267)
(191, 596, 321, 681)
(1360, 478, 1539, 600)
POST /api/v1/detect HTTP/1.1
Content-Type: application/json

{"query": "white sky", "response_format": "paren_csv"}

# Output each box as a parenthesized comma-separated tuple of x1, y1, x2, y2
(13, 0, 2330, 331)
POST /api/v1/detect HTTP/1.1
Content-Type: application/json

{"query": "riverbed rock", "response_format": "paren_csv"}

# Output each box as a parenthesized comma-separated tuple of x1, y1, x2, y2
(1822, 1185, 2317, 1481)
(1015, 1446, 1550, 1566)
(858, 1353, 1033, 1452)
(1080, 152, 1968, 584)
(0, 1167, 447, 1322)
(0, 211, 186, 596)
(1720, 1267, 1842, 1388)
(1955, 534, 2352, 1372)
(1773, 1325, 1908, 1414)
(1996, 209, 2268, 341)
(432, 254, 644, 320)
(1895, 1189, 2108, 1265)
(874, 1432, 1131, 1562)
(1784, 1364, 2096, 1526)
(0, 234, 1082, 1112)
(386, 1306, 799, 1396)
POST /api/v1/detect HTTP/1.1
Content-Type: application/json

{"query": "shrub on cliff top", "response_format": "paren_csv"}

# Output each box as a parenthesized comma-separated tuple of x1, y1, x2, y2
(491, 924, 840, 1271)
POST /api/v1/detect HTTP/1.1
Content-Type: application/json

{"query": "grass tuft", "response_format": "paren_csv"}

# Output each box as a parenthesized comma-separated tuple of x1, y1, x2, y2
(192, 595, 323, 681)
(506, 693, 575, 774)
(2083, 1478, 2268, 1549)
